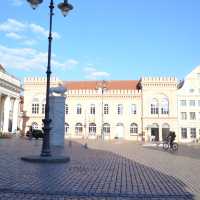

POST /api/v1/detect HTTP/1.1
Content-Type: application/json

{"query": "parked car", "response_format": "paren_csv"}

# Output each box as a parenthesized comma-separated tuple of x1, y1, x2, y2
(26, 127, 43, 139)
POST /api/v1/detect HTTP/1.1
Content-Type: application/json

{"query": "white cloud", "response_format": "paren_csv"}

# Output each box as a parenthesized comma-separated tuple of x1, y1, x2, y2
(23, 39, 37, 46)
(10, 0, 23, 6)
(0, 44, 78, 72)
(5, 32, 22, 40)
(30, 23, 60, 39)
(0, 18, 25, 32)
(0, 19, 61, 43)
(52, 59, 79, 70)
(84, 66, 110, 80)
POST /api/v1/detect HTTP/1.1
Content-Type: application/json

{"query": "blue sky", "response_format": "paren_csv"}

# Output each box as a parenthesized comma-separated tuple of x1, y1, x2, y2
(0, 0, 200, 81)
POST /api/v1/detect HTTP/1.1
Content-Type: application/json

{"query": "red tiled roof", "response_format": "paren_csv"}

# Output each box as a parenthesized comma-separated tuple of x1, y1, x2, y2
(63, 80, 139, 90)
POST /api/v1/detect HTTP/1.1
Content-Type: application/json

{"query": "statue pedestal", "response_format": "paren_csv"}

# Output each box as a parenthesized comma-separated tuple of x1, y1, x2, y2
(49, 95, 65, 147)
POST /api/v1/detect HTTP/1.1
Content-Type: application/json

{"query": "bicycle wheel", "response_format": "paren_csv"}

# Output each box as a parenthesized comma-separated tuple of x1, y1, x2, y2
(163, 142, 169, 151)
(172, 143, 178, 152)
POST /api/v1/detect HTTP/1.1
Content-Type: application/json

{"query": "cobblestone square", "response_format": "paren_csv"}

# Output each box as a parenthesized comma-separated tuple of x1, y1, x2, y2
(0, 138, 200, 199)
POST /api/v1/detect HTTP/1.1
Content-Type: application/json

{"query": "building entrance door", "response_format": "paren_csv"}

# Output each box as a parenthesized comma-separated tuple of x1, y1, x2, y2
(115, 123, 124, 139)
(162, 128, 170, 141)
(151, 128, 159, 141)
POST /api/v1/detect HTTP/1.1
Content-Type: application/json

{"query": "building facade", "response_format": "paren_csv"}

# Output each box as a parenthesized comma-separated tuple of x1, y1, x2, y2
(22, 67, 200, 143)
(0, 65, 21, 133)
(177, 66, 200, 143)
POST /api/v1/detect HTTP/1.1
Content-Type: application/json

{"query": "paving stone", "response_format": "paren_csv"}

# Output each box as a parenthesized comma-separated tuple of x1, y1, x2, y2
(0, 138, 199, 199)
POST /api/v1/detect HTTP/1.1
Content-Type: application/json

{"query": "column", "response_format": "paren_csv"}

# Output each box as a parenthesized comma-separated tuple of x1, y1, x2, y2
(12, 98, 19, 133)
(3, 96, 10, 133)
(0, 93, 2, 131)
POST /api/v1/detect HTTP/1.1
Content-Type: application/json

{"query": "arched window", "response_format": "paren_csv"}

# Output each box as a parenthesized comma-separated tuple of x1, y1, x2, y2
(103, 123, 110, 136)
(90, 104, 95, 115)
(130, 123, 138, 135)
(161, 97, 169, 114)
(32, 122, 38, 130)
(89, 123, 96, 136)
(32, 98, 39, 114)
(151, 98, 159, 114)
(75, 123, 83, 135)
(65, 123, 69, 134)
(76, 104, 82, 115)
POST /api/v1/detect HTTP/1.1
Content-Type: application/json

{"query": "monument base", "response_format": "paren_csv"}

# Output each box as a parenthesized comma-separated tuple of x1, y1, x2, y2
(21, 155, 70, 163)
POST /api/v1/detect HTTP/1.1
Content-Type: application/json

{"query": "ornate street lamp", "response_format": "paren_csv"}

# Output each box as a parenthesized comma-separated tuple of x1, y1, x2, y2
(26, 0, 73, 157)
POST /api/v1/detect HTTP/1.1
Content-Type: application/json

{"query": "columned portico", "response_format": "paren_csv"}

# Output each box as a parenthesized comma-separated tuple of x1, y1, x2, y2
(12, 98, 19, 133)
(0, 64, 21, 134)
(3, 96, 10, 133)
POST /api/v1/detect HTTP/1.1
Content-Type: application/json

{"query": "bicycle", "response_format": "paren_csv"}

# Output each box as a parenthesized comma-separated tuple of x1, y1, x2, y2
(163, 140, 178, 152)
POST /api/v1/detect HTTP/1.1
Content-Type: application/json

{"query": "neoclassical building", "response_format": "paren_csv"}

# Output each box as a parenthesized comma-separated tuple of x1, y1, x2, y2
(23, 67, 200, 143)
(0, 65, 21, 133)
(23, 74, 179, 142)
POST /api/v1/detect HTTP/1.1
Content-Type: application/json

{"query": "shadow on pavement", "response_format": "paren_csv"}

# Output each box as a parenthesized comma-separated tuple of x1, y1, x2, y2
(0, 138, 195, 199)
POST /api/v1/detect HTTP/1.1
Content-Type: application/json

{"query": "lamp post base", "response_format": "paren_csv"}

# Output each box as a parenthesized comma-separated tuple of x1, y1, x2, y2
(21, 155, 70, 163)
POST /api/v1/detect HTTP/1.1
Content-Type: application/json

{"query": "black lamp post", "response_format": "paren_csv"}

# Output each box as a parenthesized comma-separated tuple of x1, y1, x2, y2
(26, 0, 73, 157)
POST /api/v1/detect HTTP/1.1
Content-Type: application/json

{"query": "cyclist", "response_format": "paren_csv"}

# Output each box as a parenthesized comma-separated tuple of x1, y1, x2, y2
(167, 131, 176, 149)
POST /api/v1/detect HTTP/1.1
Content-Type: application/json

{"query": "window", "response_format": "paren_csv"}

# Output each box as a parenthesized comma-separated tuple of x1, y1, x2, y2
(117, 104, 123, 115)
(189, 100, 195, 106)
(32, 122, 38, 129)
(181, 128, 187, 139)
(161, 97, 169, 114)
(90, 104, 95, 115)
(131, 104, 137, 114)
(42, 104, 45, 114)
(180, 100, 187, 106)
(104, 104, 109, 115)
(181, 112, 187, 120)
(103, 123, 110, 136)
(89, 123, 96, 136)
(190, 128, 196, 138)
(190, 112, 196, 120)
(130, 123, 138, 135)
(65, 123, 69, 134)
(32, 98, 39, 114)
(75, 123, 83, 135)
(189, 89, 194, 93)
(151, 98, 159, 114)
(65, 104, 68, 115)
(77, 104, 82, 115)
(32, 104, 39, 114)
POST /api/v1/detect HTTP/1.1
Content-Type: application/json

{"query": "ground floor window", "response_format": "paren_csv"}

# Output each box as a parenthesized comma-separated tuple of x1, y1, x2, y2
(103, 123, 110, 136)
(32, 122, 38, 129)
(190, 128, 196, 138)
(130, 123, 138, 135)
(181, 128, 187, 139)
(89, 123, 96, 136)
(75, 123, 83, 136)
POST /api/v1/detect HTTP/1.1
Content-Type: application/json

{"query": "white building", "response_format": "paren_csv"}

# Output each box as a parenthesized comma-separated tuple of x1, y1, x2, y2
(23, 67, 200, 143)
(177, 66, 200, 143)
(23, 76, 178, 142)
(0, 65, 21, 133)
(140, 76, 178, 142)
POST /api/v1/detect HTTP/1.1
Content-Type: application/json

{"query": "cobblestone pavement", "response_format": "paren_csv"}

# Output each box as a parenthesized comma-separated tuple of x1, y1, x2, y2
(0, 138, 199, 200)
